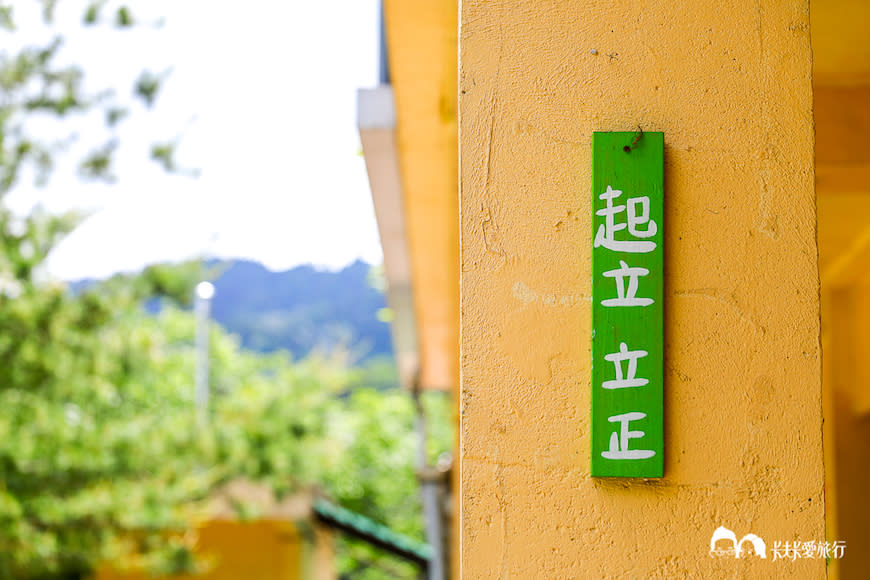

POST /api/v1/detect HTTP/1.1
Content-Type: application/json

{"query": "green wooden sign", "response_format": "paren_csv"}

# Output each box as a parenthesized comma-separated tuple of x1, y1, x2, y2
(591, 131, 664, 478)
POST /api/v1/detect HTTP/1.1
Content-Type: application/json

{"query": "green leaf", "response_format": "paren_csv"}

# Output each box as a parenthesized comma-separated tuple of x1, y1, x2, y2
(115, 6, 133, 28)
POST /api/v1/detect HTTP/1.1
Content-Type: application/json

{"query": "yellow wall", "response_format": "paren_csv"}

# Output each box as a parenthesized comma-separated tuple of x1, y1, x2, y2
(459, 0, 824, 576)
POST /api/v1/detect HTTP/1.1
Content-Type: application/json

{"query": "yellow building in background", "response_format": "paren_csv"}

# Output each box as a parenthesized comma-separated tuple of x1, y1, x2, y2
(364, 0, 870, 578)
(94, 483, 432, 580)
(97, 520, 331, 580)
(95, 486, 336, 580)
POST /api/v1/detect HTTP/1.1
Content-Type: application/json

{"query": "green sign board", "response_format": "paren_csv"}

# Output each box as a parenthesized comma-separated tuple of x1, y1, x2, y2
(591, 131, 664, 478)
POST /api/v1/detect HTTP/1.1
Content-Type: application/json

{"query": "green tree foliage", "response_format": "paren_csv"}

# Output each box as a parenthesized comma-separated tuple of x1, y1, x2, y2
(0, 1, 186, 195)
(0, 4, 202, 572)
(0, 254, 345, 577)
(0, 4, 453, 579)
(0, 253, 451, 578)
(325, 388, 451, 580)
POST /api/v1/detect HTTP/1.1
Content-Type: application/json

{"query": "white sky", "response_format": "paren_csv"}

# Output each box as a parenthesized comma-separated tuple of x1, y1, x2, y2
(4, 0, 384, 279)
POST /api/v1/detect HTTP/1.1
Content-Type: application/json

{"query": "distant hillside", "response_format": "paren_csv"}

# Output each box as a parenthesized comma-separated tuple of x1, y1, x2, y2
(207, 259, 393, 361)
(71, 260, 394, 362)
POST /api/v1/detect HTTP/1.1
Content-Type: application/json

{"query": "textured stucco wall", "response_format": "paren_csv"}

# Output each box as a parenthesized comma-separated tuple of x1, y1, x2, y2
(459, 0, 823, 577)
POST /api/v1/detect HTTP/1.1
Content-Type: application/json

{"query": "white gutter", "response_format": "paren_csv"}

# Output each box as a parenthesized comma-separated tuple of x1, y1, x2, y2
(357, 85, 420, 392)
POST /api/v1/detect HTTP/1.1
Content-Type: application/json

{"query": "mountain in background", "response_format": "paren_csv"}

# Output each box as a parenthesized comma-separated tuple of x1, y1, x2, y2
(207, 259, 393, 362)
(72, 259, 394, 364)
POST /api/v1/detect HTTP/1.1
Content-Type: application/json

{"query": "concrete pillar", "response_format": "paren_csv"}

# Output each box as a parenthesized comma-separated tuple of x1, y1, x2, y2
(459, 0, 823, 576)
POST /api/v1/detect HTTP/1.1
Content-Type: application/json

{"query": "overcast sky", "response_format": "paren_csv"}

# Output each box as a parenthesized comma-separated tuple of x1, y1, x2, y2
(5, 0, 384, 280)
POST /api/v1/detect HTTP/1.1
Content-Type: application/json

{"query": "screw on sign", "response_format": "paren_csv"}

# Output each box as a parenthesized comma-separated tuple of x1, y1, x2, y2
(591, 131, 664, 478)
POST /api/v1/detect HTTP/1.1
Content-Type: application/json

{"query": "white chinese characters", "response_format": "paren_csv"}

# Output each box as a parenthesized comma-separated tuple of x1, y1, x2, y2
(595, 183, 658, 463)
(593, 186, 658, 253)
(603, 342, 649, 389)
(601, 261, 653, 307)
(601, 412, 656, 460)
(771, 540, 846, 561)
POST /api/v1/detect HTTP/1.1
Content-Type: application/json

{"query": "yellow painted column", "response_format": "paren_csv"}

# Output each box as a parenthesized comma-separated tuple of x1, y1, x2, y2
(459, 0, 823, 576)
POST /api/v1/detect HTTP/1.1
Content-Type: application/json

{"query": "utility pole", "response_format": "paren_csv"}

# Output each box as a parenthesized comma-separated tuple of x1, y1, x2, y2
(195, 281, 215, 427)
(413, 385, 446, 580)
